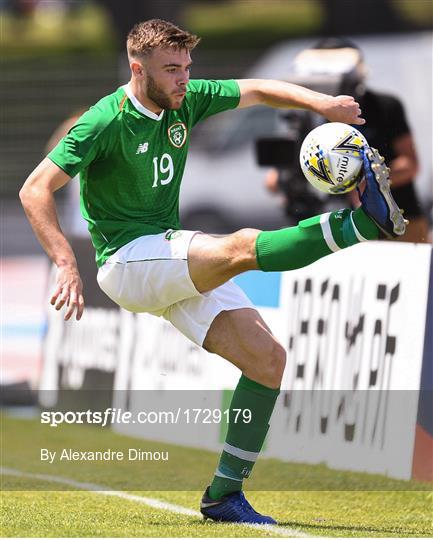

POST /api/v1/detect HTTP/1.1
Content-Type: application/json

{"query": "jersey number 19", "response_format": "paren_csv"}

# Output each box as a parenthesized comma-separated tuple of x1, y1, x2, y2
(152, 153, 174, 188)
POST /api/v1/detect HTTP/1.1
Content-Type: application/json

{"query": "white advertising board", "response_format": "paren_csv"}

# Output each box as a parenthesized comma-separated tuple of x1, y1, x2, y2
(41, 241, 432, 480)
(114, 242, 431, 479)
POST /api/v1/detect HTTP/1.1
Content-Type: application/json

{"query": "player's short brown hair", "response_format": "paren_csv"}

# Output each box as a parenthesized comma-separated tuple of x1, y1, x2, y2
(127, 19, 200, 59)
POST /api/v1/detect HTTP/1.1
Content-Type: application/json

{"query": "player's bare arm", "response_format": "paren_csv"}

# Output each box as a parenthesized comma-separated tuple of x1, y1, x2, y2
(19, 158, 84, 321)
(236, 78, 365, 125)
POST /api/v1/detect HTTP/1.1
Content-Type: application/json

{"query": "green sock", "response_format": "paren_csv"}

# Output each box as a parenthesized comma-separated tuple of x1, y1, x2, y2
(256, 207, 379, 272)
(208, 375, 280, 500)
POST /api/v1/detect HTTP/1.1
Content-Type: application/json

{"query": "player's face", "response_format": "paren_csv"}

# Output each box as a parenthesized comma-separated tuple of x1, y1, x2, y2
(144, 47, 192, 111)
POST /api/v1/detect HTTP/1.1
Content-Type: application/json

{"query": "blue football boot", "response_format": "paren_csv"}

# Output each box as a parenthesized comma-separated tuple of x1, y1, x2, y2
(200, 487, 277, 524)
(359, 146, 407, 238)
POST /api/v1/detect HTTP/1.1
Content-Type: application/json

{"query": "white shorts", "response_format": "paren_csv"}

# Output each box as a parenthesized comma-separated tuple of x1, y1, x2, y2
(96, 230, 254, 346)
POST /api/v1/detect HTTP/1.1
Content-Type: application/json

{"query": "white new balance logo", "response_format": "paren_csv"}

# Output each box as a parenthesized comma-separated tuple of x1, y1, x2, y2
(136, 142, 149, 154)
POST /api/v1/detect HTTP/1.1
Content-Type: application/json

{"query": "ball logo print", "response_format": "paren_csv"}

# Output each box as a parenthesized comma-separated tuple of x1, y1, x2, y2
(305, 154, 334, 186)
(332, 133, 364, 153)
(300, 122, 368, 194)
(168, 122, 187, 148)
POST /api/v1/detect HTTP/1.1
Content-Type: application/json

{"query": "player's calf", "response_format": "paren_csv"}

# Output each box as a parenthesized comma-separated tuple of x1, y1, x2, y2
(204, 309, 286, 389)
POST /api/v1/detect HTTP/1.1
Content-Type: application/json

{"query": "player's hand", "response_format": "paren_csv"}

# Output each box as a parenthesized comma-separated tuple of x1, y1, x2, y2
(321, 95, 366, 125)
(50, 263, 85, 321)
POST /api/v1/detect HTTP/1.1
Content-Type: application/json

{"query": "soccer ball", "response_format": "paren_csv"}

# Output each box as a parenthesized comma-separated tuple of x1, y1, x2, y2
(299, 122, 368, 194)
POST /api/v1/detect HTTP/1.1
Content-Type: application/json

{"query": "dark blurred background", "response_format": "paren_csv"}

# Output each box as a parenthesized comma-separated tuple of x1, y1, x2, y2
(1, 0, 432, 254)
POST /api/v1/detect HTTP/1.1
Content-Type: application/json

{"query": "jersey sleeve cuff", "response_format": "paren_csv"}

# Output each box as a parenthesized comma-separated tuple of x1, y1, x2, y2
(46, 154, 78, 179)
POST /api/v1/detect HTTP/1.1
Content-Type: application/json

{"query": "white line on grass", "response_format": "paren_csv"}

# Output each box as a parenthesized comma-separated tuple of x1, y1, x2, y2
(2, 467, 313, 538)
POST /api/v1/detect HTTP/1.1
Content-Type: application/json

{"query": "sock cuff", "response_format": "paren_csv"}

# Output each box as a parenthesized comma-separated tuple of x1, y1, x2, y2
(352, 207, 380, 240)
(238, 374, 280, 397)
(341, 212, 360, 246)
(320, 212, 342, 252)
(350, 211, 369, 242)
(255, 231, 272, 271)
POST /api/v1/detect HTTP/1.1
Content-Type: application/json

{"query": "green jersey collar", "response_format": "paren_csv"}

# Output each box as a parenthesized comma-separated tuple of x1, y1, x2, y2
(122, 83, 165, 121)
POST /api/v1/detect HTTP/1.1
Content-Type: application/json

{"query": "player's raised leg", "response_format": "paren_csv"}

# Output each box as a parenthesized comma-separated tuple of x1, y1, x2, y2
(200, 308, 284, 524)
(188, 147, 406, 293)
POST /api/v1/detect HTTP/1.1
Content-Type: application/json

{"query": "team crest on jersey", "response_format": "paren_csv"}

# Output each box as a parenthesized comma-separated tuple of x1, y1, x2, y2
(168, 122, 187, 148)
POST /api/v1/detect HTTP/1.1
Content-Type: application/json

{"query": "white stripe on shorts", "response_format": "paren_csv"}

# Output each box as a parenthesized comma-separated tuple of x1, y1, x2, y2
(320, 212, 341, 253)
(223, 443, 259, 462)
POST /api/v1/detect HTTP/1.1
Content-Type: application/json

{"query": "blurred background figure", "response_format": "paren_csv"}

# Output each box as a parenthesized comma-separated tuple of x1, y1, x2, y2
(265, 37, 430, 243)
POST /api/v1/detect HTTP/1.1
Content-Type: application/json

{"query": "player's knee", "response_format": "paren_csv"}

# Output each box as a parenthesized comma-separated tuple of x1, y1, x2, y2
(258, 342, 286, 388)
(269, 342, 287, 386)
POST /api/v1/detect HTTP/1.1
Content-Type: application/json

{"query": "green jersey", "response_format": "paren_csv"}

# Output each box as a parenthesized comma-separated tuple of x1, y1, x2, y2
(48, 79, 240, 267)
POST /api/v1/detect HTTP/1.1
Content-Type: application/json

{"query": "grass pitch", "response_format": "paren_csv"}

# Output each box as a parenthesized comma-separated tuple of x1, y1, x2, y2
(1, 413, 432, 537)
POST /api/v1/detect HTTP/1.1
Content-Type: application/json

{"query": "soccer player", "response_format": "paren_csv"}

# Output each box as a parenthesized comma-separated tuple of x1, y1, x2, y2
(20, 19, 406, 524)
